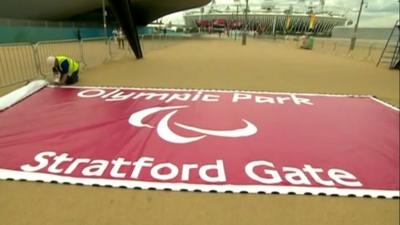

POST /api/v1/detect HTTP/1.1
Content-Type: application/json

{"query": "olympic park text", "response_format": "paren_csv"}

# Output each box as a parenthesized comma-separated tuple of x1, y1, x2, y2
(76, 89, 314, 105)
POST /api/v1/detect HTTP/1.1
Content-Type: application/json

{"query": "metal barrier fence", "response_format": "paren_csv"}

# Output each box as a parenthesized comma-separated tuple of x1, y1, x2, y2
(0, 38, 131, 88)
(36, 39, 85, 76)
(1, 35, 388, 88)
(0, 42, 40, 87)
(0, 35, 191, 88)
(311, 38, 387, 63)
(276, 37, 389, 65)
(280, 37, 387, 64)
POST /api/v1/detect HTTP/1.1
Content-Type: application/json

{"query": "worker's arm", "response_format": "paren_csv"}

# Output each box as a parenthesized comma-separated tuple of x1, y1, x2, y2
(58, 60, 70, 85)
(51, 66, 62, 84)
(58, 75, 67, 85)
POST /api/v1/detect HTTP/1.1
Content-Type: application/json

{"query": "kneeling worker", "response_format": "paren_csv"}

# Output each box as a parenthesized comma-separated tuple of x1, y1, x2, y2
(47, 55, 80, 85)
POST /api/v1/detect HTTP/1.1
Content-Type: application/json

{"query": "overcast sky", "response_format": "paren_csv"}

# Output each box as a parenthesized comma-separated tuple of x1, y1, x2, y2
(163, 0, 399, 27)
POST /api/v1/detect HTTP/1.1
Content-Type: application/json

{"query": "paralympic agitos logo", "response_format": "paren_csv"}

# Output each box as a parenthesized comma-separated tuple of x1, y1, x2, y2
(128, 105, 258, 144)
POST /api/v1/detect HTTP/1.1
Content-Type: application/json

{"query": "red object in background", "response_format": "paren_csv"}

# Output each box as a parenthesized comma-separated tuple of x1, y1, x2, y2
(230, 21, 242, 29)
(213, 19, 226, 28)
(0, 86, 398, 197)
(196, 19, 210, 27)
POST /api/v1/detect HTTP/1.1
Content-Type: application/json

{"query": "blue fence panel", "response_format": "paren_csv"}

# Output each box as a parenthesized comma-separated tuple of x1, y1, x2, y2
(0, 26, 114, 43)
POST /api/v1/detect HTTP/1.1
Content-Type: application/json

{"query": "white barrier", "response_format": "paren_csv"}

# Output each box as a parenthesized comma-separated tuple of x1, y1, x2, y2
(0, 43, 41, 87)
(0, 33, 187, 88)
(309, 38, 386, 63)
(0, 38, 133, 87)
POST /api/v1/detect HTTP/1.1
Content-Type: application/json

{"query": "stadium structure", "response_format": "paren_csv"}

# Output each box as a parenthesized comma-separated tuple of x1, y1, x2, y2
(184, 0, 352, 36)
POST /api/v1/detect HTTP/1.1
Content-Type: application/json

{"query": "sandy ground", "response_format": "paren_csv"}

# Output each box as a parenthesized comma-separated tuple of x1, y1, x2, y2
(0, 38, 399, 225)
(78, 38, 399, 106)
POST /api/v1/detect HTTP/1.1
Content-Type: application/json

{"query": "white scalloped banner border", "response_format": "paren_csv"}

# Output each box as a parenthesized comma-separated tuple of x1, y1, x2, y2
(0, 169, 398, 199)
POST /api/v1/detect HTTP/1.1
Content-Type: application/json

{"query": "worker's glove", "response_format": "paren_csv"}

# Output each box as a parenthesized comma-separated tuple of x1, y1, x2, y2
(53, 73, 61, 84)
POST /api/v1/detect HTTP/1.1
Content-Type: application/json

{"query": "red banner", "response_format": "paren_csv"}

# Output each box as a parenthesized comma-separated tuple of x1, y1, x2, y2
(0, 86, 398, 197)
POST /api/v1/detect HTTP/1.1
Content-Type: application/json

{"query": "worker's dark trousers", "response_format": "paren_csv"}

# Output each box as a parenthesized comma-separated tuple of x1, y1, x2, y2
(66, 70, 79, 85)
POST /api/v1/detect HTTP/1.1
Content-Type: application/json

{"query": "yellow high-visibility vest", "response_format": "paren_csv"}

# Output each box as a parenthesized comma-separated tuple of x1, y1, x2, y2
(56, 56, 79, 76)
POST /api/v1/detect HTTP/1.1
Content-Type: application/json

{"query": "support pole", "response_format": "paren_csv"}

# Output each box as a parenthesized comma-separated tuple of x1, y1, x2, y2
(242, 0, 249, 45)
(108, 0, 143, 59)
(102, 0, 108, 40)
(235, 4, 239, 40)
(272, 15, 277, 37)
(199, 7, 203, 33)
(349, 0, 364, 51)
